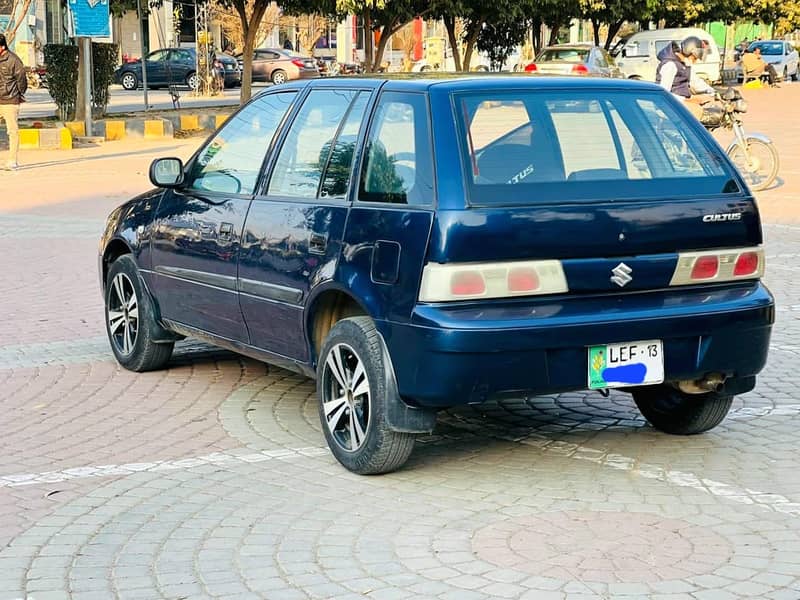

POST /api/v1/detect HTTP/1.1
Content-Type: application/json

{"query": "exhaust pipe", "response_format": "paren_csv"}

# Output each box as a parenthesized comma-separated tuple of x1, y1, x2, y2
(678, 373, 726, 395)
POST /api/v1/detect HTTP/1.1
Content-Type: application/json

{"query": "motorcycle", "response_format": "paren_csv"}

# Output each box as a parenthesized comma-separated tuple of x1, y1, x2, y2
(703, 87, 779, 192)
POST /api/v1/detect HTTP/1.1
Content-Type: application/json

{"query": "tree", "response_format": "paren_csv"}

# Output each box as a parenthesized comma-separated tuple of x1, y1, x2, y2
(476, 19, 529, 71)
(580, 0, 654, 49)
(213, 0, 280, 53)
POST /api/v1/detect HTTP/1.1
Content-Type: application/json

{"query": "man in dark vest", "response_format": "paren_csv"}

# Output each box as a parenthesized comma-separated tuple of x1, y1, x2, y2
(656, 36, 716, 120)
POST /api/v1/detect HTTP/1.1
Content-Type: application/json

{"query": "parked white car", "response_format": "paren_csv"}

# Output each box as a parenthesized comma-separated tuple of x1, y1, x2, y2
(612, 28, 721, 84)
(737, 40, 799, 82)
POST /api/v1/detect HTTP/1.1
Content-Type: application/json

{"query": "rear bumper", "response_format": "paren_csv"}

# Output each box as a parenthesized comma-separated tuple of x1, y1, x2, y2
(377, 282, 774, 407)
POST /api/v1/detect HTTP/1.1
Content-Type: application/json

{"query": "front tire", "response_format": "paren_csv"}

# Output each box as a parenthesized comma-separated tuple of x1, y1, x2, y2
(120, 72, 138, 91)
(105, 255, 174, 372)
(186, 72, 199, 91)
(633, 385, 733, 435)
(317, 317, 416, 475)
(727, 137, 780, 191)
(271, 69, 287, 85)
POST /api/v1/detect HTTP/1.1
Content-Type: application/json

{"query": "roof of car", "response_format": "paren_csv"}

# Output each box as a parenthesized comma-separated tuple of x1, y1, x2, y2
(282, 74, 663, 94)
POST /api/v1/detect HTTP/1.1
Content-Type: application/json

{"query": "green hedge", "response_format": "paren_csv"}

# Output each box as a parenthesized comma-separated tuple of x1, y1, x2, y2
(44, 42, 120, 121)
(43, 44, 78, 121)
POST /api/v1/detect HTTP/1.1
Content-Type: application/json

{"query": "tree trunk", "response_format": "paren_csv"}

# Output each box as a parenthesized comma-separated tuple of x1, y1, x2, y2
(237, 1, 268, 104)
(4, 0, 33, 45)
(363, 6, 374, 71)
(240, 25, 257, 103)
(591, 18, 601, 47)
(548, 24, 560, 46)
(531, 18, 542, 55)
(605, 19, 624, 49)
(372, 19, 400, 72)
(444, 15, 463, 72)
(462, 21, 481, 72)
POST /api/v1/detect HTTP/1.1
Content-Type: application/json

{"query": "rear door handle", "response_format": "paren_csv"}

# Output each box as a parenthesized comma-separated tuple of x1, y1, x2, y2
(309, 232, 328, 255)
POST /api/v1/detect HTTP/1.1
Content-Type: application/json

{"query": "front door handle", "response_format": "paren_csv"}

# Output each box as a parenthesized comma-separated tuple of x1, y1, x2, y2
(309, 232, 328, 255)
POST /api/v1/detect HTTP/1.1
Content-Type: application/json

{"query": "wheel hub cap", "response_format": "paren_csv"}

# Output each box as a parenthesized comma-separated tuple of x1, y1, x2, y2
(322, 343, 370, 452)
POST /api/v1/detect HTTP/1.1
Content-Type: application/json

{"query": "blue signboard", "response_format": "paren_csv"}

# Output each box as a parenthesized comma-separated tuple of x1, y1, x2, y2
(0, 16, 11, 31)
(69, 0, 110, 37)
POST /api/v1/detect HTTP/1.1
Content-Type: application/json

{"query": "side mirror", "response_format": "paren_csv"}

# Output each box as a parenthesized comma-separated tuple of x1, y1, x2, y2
(149, 157, 185, 188)
(621, 48, 627, 58)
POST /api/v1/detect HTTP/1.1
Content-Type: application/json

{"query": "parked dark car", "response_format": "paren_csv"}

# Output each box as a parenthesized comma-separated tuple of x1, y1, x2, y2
(114, 48, 241, 91)
(99, 77, 774, 474)
(236, 48, 319, 84)
(526, 44, 622, 77)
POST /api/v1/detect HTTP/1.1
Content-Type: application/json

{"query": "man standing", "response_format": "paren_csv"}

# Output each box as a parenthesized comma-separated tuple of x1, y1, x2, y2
(0, 33, 27, 170)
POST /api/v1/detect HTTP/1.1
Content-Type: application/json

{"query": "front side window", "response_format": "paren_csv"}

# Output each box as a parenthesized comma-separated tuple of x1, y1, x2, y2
(359, 92, 435, 205)
(189, 92, 296, 195)
(456, 90, 735, 205)
(268, 89, 359, 198)
(148, 50, 170, 62)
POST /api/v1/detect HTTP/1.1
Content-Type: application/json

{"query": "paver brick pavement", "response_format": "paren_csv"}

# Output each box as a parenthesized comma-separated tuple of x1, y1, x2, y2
(1, 87, 800, 599)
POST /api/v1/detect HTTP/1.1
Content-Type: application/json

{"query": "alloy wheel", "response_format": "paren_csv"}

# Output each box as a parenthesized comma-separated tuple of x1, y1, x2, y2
(107, 273, 139, 356)
(321, 343, 371, 452)
(122, 73, 136, 90)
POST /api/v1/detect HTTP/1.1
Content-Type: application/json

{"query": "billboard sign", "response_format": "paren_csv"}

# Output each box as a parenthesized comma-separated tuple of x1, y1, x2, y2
(68, 0, 110, 37)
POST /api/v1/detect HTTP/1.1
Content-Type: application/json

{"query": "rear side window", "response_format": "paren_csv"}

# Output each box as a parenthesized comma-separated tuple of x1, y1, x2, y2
(358, 92, 435, 205)
(268, 89, 359, 198)
(456, 90, 737, 205)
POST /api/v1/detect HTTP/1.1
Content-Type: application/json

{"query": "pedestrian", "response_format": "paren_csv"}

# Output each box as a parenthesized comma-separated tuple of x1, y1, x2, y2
(742, 47, 779, 86)
(0, 33, 27, 171)
(283, 38, 293, 52)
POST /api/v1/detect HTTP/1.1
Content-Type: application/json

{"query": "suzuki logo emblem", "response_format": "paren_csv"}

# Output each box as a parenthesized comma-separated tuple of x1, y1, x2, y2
(611, 262, 633, 287)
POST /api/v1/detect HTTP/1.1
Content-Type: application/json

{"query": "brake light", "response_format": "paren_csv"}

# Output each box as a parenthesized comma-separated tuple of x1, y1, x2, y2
(572, 64, 589, 74)
(670, 247, 764, 286)
(734, 251, 759, 276)
(690, 255, 719, 280)
(451, 271, 485, 297)
(419, 260, 568, 302)
(525, 63, 538, 72)
(291, 59, 305, 68)
(508, 267, 540, 293)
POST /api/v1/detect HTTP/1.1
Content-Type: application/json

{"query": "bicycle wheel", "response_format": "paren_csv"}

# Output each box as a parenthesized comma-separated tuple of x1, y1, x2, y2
(727, 137, 779, 192)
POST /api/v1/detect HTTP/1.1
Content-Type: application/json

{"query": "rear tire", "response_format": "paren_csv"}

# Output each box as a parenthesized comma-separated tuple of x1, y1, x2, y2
(727, 137, 779, 191)
(105, 255, 174, 372)
(633, 385, 733, 435)
(317, 317, 416, 475)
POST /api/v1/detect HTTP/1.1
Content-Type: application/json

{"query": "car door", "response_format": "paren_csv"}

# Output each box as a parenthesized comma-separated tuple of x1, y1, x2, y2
(169, 49, 194, 85)
(148, 91, 298, 342)
(342, 90, 436, 324)
(145, 50, 170, 85)
(238, 88, 371, 360)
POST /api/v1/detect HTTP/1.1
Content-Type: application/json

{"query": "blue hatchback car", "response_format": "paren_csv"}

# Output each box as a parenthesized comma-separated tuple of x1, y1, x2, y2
(99, 76, 774, 474)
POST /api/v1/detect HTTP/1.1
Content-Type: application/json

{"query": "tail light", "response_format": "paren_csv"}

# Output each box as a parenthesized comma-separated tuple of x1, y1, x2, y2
(525, 63, 538, 73)
(670, 247, 764, 286)
(291, 59, 306, 68)
(419, 260, 568, 302)
(572, 64, 589, 74)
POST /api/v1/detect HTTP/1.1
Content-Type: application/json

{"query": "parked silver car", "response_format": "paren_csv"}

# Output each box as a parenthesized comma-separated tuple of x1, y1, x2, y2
(525, 44, 622, 78)
(736, 40, 799, 82)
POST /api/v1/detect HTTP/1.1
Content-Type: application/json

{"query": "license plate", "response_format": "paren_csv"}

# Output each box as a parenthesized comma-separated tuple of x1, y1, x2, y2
(588, 340, 664, 390)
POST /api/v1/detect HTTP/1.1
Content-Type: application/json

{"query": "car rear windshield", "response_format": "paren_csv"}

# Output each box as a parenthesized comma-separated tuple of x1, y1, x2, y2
(455, 90, 738, 205)
(538, 48, 590, 62)
(750, 42, 782, 55)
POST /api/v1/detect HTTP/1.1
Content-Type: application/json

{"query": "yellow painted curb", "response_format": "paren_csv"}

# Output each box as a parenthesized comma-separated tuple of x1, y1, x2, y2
(144, 120, 165, 138)
(65, 121, 85, 137)
(19, 129, 40, 149)
(105, 120, 126, 141)
(59, 128, 73, 150)
(180, 115, 200, 130)
(215, 114, 229, 129)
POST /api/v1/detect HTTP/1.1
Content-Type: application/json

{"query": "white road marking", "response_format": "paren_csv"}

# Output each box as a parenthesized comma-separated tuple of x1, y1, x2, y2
(0, 447, 328, 488)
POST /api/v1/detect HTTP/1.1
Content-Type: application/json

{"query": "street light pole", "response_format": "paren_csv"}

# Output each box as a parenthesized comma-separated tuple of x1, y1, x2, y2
(137, 0, 149, 113)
